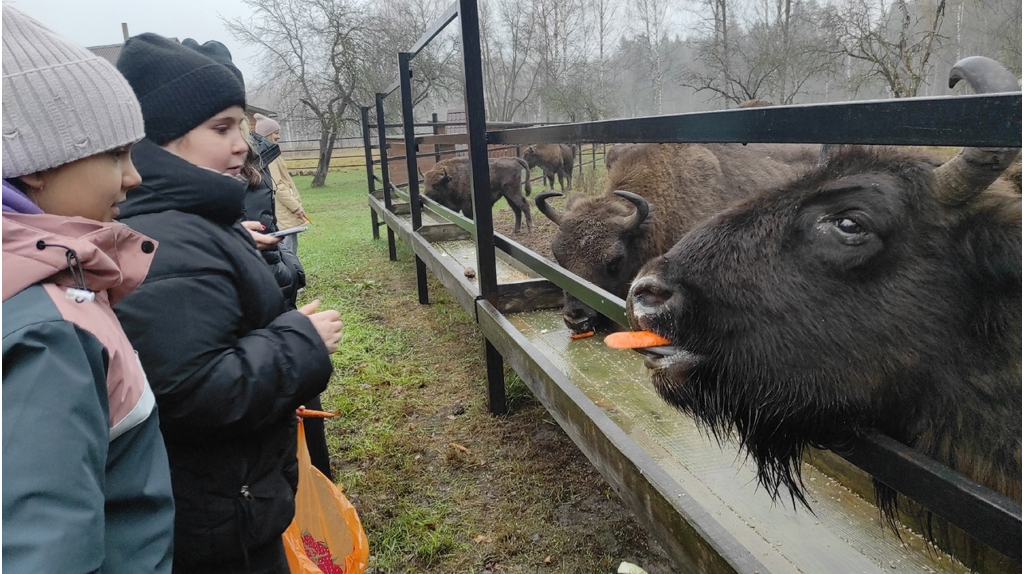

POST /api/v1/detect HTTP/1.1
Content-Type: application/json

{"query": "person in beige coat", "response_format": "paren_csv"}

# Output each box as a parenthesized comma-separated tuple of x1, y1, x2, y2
(255, 113, 305, 257)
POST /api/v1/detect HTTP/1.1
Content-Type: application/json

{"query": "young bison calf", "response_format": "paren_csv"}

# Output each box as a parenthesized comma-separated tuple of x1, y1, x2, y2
(522, 143, 575, 191)
(422, 156, 533, 233)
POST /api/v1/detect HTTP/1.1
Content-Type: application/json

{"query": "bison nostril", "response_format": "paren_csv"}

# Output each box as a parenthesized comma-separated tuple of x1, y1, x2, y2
(631, 277, 673, 309)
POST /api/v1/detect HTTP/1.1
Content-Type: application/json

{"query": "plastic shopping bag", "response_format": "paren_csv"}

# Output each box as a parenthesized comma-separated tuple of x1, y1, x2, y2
(284, 419, 369, 574)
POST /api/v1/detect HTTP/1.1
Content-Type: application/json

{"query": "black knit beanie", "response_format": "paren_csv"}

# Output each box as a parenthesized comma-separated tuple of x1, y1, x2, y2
(116, 33, 246, 146)
(181, 38, 244, 88)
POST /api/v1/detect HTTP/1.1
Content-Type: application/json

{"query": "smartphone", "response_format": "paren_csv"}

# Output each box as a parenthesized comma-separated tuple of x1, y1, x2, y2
(267, 226, 308, 238)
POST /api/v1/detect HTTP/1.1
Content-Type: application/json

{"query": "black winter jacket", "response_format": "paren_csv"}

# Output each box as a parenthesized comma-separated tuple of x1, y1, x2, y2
(114, 139, 332, 572)
(247, 132, 305, 308)
(245, 133, 281, 231)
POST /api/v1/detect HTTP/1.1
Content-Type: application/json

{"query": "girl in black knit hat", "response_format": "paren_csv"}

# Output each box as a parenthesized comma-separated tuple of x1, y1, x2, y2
(113, 32, 343, 574)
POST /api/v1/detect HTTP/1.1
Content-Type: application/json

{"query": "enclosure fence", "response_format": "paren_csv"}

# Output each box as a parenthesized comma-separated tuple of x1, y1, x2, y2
(357, 0, 1022, 569)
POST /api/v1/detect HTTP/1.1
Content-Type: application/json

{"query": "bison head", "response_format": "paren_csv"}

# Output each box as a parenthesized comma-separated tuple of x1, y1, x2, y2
(522, 145, 539, 168)
(422, 166, 456, 206)
(538, 190, 652, 334)
(625, 57, 1022, 515)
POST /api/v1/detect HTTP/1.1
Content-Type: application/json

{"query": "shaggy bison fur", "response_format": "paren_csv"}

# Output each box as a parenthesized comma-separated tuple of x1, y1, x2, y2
(538, 141, 819, 334)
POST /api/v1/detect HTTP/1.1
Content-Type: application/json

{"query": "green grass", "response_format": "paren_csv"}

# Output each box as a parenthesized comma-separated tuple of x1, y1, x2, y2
(292, 172, 672, 573)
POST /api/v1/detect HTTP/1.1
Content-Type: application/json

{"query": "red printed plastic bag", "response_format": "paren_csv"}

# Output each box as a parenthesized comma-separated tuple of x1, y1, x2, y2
(284, 420, 369, 574)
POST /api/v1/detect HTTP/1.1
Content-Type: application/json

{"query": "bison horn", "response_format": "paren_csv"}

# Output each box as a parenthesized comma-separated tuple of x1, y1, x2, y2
(933, 56, 1022, 207)
(613, 190, 650, 231)
(536, 191, 563, 225)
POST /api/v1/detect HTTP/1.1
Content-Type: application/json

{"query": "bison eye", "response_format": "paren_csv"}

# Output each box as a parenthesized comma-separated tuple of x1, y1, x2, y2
(836, 217, 863, 235)
(607, 256, 623, 276)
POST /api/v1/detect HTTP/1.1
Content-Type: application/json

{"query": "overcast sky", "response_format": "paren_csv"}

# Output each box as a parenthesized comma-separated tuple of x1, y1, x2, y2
(10, 0, 262, 86)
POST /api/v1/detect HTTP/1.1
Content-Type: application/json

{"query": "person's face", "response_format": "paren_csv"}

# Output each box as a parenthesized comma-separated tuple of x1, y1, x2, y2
(21, 145, 141, 222)
(267, 130, 281, 143)
(163, 105, 248, 176)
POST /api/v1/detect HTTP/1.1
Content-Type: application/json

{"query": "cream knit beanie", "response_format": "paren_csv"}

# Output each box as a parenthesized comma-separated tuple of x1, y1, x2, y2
(1, 4, 145, 178)
(254, 113, 281, 137)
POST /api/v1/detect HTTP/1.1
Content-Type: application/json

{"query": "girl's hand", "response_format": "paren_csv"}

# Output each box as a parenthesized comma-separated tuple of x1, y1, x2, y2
(241, 220, 280, 250)
(298, 299, 343, 353)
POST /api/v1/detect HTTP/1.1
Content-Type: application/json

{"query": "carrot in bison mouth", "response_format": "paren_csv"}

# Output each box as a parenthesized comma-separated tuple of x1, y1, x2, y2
(604, 331, 702, 371)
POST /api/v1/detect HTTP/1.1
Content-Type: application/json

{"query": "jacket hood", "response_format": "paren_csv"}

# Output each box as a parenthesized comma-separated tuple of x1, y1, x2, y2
(2, 212, 156, 303)
(117, 138, 246, 225)
(251, 132, 281, 165)
(2, 179, 44, 214)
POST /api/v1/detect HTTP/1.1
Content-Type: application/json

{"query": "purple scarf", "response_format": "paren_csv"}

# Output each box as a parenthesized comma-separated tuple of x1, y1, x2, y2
(2, 179, 43, 214)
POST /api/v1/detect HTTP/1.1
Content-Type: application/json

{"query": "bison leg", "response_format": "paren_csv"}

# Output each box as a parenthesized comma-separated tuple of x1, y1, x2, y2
(505, 191, 533, 233)
(556, 171, 566, 192)
(544, 170, 555, 189)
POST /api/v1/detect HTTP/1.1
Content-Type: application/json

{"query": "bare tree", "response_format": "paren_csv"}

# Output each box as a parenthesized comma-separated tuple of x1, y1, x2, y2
(676, 0, 742, 106)
(823, 0, 949, 97)
(633, 0, 669, 113)
(676, 0, 835, 106)
(531, 0, 591, 120)
(751, 0, 838, 103)
(480, 0, 542, 121)
(226, 0, 368, 186)
(362, 0, 462, 107)
(964, 0, 1021, 75)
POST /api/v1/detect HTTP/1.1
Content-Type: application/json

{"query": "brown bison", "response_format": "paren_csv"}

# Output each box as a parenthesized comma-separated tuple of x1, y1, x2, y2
(522, 143, 576, 191)
(624, 56, 1021, 565)
(422, 156, 533, 233)
(603, 143, 651, 170)
(537, 141, 819, 334)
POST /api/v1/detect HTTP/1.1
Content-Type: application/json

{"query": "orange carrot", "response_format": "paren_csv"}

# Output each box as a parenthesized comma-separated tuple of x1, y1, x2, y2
(296, 408, 341, 418)
(604, 330, 672, 349)
(569, 331, 595, 340)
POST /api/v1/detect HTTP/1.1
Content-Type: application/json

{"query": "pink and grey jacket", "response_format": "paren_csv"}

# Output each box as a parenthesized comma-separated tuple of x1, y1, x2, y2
(2, 209, 175, 573)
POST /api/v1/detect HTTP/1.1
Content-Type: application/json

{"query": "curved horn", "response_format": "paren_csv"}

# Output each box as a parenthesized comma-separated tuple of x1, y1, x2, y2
(613, 190, 650, 231)
(933, 56, 1022, 207)
(535, 191, 564, 225)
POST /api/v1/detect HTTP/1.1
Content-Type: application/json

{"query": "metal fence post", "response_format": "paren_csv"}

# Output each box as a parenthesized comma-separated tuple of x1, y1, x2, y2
(432, 112, 442, 165)
(361, 106, 380, 240)
(399, 52, 429, 305)
(375, 93, 397, 262)
(459, 0, 506, 415)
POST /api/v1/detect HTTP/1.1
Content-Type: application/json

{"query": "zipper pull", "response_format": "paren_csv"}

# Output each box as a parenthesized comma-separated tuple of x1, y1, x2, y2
(240, 485, 253, 500)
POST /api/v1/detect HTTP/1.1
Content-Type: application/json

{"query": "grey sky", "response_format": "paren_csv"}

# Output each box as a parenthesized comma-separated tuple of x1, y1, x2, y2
(10, 0, 263, 86)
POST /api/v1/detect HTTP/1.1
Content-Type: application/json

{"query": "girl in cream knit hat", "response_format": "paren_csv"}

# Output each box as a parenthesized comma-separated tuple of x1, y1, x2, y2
(2, 5, 174, 572)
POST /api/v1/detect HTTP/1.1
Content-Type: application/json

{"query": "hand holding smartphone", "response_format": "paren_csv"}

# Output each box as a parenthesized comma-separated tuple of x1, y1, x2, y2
(267, 226, 308, 238)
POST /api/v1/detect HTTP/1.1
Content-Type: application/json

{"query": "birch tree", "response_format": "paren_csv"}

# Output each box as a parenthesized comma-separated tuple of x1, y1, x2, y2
(633, 0, 669, 113)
